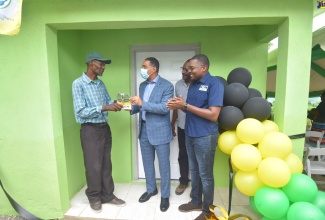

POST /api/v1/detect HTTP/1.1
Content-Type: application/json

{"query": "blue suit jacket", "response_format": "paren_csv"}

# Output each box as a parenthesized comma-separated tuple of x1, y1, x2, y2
(131, 76, 174, 145)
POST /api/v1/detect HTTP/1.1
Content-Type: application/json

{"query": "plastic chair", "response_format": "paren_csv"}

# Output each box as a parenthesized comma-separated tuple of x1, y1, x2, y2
(304, 130, 325, 161)
(303, 147, 325, 184)
(305, 130, 324, 148)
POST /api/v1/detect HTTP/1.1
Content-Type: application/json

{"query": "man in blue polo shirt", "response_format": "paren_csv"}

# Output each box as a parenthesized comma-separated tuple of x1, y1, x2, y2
(166, 54, 224, 220)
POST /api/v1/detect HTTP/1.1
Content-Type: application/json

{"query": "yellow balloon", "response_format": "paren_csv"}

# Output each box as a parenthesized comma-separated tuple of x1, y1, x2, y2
(262, 120, 279, 134)
(236, 118, 265, 144)
(231, 144, 262, 172)
(284, 153, 303, 174)
(234, 170, 265, 196)
(257, 157, 291, 187)
(231, 160, 240, 173)
(218, 131, 243, 154)
(258, 131, 292, 159)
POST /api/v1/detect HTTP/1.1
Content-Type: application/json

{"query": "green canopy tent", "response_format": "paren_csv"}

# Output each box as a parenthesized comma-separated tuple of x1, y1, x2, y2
(267, 25, 325, 98)
(267, 44, 325, 98)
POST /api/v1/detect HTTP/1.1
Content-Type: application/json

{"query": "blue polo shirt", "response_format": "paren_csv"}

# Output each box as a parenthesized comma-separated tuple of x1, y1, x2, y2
(185, 72, 224, 137)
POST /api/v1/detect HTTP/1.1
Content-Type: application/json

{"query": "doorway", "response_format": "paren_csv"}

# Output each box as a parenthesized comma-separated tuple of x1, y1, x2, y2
(131, 44, 199, 180)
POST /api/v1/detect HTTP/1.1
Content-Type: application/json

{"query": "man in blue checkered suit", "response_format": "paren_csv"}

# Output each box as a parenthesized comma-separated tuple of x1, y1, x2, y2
(130, 57, 174, 212)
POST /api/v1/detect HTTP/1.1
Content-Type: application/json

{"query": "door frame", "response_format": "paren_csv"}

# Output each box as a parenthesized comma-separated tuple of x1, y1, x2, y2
(130, 44, 200, 180)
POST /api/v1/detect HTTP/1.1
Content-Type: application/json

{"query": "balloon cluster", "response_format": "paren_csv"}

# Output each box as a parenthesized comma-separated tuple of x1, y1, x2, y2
(218, 67, 271, 132)
(217, 68, 325, 220)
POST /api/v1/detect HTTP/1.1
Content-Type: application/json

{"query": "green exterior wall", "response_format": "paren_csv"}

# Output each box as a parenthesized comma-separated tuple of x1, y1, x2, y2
(58, 25, 269, 198)
(0, 0, 313, 218)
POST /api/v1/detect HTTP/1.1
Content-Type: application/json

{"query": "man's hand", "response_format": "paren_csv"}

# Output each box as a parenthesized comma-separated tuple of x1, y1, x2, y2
(130, 96, 143, 107)
(166, 95, 186, 110)
(102, 103, 123, 112)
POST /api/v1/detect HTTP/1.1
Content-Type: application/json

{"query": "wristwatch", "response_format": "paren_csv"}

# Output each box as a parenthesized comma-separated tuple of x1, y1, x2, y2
(183, 103, 188, 110)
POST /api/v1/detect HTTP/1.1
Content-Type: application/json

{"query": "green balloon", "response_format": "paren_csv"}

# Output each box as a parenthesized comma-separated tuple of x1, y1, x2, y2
(249, 196, 262, 215)
(311, 191, 325, 214)
(282, 174, 318, 203)
(254, 186, 290, 219)
(262, 216, 287, 220)
(287, 202, 325, 220)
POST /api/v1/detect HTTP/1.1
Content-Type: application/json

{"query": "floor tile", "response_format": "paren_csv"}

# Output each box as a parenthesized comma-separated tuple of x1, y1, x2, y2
(65, 183, 259, 220)
(64, 204, 87, 217)
(169, 184, 192, 204)
(229, 205, 262, 220)
(154, 202, 192, 220)
(70, 185, 88, 205)
(191, 211, 204, 219)
(125, 184, 158, 203)
(79, 204, 120, 219)
(116, 201, 156, 220)
(113, 183, 132, 200)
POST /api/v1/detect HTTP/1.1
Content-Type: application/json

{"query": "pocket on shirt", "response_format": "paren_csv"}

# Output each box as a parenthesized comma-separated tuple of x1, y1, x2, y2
(193, 91, 208, 107)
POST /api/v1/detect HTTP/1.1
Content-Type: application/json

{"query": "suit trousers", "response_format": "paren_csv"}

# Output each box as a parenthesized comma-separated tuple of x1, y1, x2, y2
(80, 122, 115, 203)
(139, 122, 171, 198)
(177, 127, 190, 185)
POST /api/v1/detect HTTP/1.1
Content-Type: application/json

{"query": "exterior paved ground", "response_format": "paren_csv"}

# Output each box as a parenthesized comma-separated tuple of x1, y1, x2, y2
(0, 216, 25, 220)
(1, 175, 325, 220)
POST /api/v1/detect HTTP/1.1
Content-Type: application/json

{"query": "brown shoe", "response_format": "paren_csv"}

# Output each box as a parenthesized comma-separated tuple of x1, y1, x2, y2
(178, 201, 202, 212)
(106, 197, 126, 207)
(194, 212, 207, 220)
(90, 201, 102, 213)
(175, 184, 188, 195)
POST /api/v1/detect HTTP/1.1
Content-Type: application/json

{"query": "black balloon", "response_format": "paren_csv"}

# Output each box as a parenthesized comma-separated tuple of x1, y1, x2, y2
(216, 76, 228, 89)
(223, 83, 249, 108)
(242, 97, 271, 121)
(227, 67, 252, 87)
(218, 106, 244, 130)
(218, 126, 226, 135)
(248, 88, 262, 99)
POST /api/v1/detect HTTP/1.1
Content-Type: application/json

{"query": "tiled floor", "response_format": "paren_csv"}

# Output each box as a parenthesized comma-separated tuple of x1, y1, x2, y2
(64, 181, 261, 220)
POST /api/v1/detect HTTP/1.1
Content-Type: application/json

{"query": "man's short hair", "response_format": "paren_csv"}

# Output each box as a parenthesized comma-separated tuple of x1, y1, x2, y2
(145, 57, 160, 73)
(191, 54, 210, 67)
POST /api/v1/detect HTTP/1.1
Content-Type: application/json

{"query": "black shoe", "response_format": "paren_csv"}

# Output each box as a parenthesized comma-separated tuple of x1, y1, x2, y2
(90, 201, 102, 213)
(139, 188, 158, 203)
(160, 197, 169, 212)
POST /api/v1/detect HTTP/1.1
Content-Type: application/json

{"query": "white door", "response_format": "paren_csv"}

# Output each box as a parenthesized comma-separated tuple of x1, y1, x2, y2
(132, 46, 198, 180)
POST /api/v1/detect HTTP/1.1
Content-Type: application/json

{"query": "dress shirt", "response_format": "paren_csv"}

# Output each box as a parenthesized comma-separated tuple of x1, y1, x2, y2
(72, 72, 113, 124)
(142, 75, 160, 121)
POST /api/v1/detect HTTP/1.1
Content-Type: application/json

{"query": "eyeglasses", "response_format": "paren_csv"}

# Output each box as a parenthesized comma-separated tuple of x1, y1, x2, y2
(187, 66, 201, 71)
(180, 67, 189, 72)
(187, 65, 205, 71)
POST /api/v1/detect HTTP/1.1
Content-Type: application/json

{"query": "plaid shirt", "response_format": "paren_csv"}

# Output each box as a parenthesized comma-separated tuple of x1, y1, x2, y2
(72, 73, 113, 124)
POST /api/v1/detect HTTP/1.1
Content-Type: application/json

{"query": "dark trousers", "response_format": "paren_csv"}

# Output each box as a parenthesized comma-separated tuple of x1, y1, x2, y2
(80, 123, 115, 203)
(177, 127, 190, 185)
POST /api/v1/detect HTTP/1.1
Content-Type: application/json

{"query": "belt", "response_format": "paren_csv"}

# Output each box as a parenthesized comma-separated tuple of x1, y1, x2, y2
(82, 122, 107, 126)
